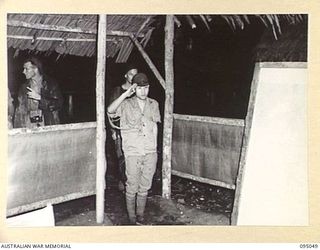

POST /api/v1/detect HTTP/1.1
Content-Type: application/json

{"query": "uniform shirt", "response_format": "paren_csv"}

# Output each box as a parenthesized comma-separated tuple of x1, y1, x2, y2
(115, 96, 161, 156)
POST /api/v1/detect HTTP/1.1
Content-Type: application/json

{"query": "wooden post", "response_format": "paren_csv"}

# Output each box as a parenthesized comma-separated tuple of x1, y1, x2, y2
(162, 15, 174, 199)
(95, 14, 107, 223)
(231, 65, 260, 225)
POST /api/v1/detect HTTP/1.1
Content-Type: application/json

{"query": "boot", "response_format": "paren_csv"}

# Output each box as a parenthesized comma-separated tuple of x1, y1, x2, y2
(126, 194, 136, 225)
(136, 194, 147, 225)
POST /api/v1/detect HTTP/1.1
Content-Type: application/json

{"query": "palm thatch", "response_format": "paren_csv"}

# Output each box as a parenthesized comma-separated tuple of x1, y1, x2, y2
(175, 14, 304, 38)
(7, 14, 306, 62)
(254, 18, 307, 62)
(7, 14, 155, 62)
(174, 14, 307, 62)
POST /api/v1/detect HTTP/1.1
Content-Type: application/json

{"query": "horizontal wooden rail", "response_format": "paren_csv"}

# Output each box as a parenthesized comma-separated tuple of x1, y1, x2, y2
(172, 170, 235, 190)
(257, 62, 307, 68)
(7, 191, 95, 217)
(173, 113, 244, 126)
(8, 122, 96, 135)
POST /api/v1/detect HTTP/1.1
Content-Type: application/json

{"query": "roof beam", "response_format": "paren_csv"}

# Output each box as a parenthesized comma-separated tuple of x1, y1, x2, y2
(7, 19, 145, 38)
(130, 34, 166, 89)
(7, 34, 119, 44)
(7, 35, 97, 42)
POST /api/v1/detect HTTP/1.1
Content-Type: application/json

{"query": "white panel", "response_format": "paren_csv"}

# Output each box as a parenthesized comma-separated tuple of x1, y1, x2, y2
(237, 65, 308, 225)
(6, 204, 55, 227)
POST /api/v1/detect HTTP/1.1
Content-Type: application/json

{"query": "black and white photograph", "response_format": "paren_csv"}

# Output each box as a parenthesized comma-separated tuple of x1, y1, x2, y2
(5, 13, 309, 228)
(1, 0, 319, 243)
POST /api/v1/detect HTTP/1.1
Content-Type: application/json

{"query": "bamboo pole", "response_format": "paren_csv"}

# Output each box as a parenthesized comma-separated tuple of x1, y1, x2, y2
(95, 14, 107, 224)
(162, 15, 174, 199)
(7, 35, 96, 42)
(7, 19, 144, 38)
(130, 35, 166, 89)
(136, 16, 152, 36)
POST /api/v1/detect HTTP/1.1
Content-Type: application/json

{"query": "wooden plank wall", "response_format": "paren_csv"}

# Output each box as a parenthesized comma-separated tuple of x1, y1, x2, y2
(7, 122, 96, 216)
(172, 114, 244, 189)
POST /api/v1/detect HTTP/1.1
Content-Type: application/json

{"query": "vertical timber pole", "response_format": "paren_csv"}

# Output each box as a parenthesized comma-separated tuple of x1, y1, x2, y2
(95, 14, 107, 223)
(162, 15, 174, 199)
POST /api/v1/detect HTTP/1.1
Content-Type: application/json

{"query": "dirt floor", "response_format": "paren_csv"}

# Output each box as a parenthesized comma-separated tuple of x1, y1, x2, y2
(54, 175, 234, 226)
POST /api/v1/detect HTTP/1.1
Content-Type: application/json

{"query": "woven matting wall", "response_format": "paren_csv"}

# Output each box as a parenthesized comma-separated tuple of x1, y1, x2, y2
(172, 118, 244, 186)
(7, 125, 96, 215)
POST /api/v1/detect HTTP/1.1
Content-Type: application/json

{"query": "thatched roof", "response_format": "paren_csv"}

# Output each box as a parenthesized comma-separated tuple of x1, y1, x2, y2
(254, 18, 307, 62)
(7, 14, 306, 62)
(7, 14, 155, 62)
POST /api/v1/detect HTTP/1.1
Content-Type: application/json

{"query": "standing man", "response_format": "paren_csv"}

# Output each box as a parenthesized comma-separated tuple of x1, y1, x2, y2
(108, 66, 138, 191)
(107, 73, 161, 225)
(14, 57, 63, 128)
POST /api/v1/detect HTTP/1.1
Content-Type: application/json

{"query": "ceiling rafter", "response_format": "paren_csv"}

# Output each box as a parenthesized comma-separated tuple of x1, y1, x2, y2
(7, 19, 145, 38)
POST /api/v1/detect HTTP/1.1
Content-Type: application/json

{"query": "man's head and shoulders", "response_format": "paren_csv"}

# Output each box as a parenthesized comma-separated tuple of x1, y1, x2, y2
(122, 66, 138, 90)
(114, 66, 138, 92)
(20, 57, 58, 93)
(109, 66, 138, 104)
(14, 56, 63, 128)
(123, 72, 159, 108)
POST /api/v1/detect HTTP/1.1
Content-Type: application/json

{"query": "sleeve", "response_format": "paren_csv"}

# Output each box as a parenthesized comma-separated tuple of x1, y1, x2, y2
(115, 100, 124, 117)
(107, 87, 123, 119)
(38, 80, 63, 112)
(153, 101, 161, 123)
(108, 87, 120, 105)
(107, 98, 126, 119)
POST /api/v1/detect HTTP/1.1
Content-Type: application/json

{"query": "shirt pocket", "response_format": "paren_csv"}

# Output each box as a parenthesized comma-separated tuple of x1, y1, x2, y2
(124, 110, 140, 128)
